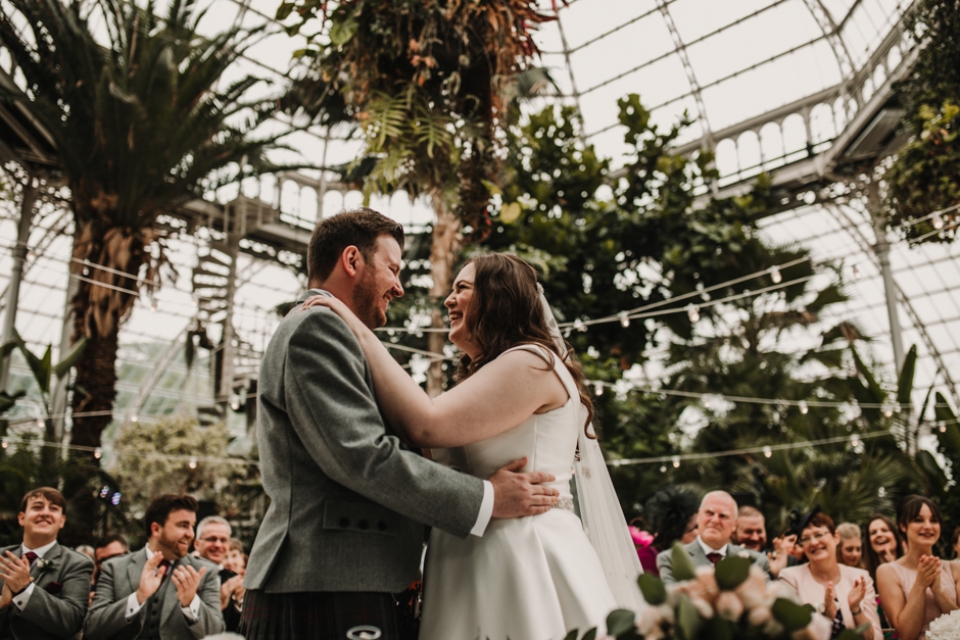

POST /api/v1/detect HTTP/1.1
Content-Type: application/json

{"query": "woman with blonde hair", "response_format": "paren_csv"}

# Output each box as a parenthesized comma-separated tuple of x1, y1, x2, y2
(838, 522, 864, 568)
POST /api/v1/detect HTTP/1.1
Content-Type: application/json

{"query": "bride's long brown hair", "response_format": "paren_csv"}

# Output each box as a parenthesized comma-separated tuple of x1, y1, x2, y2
(454, 253, 595, 430)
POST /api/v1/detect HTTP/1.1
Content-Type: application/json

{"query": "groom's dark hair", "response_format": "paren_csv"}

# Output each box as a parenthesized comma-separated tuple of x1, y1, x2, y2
(308, 208, 405, 283)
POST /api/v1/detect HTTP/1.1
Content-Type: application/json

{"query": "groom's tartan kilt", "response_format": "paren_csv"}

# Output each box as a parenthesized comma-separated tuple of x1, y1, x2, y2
(240, 589, 400, 640)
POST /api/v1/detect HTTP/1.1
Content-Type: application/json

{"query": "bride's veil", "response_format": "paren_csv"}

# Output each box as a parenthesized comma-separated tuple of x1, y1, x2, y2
(536, 285, 647, 614)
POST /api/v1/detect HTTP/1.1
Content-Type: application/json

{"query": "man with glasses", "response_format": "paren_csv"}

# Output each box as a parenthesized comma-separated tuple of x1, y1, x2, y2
(657, 490, 771, 584)
(193, 517, 242, 633)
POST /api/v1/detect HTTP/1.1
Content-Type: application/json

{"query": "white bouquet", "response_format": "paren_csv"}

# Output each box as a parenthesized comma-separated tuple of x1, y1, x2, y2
(927, 609, 960, 640)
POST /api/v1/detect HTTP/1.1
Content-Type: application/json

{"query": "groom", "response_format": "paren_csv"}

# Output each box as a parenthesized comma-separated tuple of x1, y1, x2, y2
(242, 208, 560, 639)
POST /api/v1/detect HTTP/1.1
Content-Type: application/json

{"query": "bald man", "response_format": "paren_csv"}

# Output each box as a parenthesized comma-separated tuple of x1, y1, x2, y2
(656, 491, 770, 584)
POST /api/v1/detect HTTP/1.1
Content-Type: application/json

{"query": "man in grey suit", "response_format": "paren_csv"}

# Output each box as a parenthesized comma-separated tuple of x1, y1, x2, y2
(657, 490, 771, 584)
(241, 208, 560, 640)
(0, 487, 93, 639)
(84, 494, 224, 640)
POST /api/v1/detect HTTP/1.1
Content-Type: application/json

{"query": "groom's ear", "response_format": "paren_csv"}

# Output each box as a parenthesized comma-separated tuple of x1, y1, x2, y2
(340, 246, 363, 277)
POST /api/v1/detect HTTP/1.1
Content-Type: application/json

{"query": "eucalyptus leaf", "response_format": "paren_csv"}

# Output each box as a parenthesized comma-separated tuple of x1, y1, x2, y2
(581, 628, 597, 640)
(771, 597, 812, 631)
(702, 616, 734, 640)
(676, 594, 703, 640)
(605, 609, 635, 637)
(637, 573, 667, 605)
(714, 555, 752, 590)
(275, 1, 294, 20)
(562, 629, 579, 640)
(671, 541, 696, 581)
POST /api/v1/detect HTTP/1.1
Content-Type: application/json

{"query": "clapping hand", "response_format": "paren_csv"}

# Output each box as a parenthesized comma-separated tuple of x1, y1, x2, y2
(918, 555, 941, 592)
(847, 576, 867, 611)
(0, 551, 32, 595)
(823, 582, 838, 620)
(171, 565, 206, 608)
(220, 574, 243, 610)
(135, 554, 167, 605)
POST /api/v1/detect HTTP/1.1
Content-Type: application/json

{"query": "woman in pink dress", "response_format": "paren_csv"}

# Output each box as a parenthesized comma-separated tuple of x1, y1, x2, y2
(876, 496, 960, 640)
(779, 512, 882, 640)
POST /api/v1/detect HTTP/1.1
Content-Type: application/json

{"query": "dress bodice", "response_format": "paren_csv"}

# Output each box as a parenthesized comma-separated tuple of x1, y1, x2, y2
(431, 344, 581, 501)
(887, 560, 957, 638)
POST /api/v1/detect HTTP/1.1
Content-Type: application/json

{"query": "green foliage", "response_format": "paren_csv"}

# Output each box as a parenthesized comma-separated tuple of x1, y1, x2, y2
(885, 102, 960, 242)
(713, 556, 751, 590)
(671, 542, 697, 581)
(885, 0, 960, 242)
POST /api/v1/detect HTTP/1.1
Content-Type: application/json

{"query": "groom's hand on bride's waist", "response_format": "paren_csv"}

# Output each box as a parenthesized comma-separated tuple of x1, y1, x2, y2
(488, 457, 560, 519)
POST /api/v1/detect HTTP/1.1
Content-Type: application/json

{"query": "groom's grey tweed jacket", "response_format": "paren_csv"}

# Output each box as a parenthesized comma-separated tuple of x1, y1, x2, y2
(245, 295, 485, 594)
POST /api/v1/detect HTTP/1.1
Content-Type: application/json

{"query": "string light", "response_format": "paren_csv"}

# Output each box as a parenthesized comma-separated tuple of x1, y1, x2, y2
(594, 383, 604, 396)
(659, 465, 667, 473)
(188, 456, 198, 470)
(36, 417, 44, 428)
(1, 439, 7, 449)
(619, 312, 630, 328)
(131, 415, 139, 423)
(671, 456, 681, 468)
(763, 446, 772, 458)
(94, 447, 102, 459)
(769, 266, 782, 284)
(799, 401, 809, 415)
(932, 213, 944, 230)
(573, 319, 586, 332)
(686, 304, 700, 323)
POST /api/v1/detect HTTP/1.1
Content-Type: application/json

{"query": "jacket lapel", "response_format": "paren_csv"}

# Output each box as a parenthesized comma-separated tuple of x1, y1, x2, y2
(687, 540, 707, 565)
(30, 541, 62, 584)
(126, 549, 148, 595)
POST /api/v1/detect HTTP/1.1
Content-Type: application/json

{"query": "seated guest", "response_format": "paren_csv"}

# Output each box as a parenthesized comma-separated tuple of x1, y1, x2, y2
(864, 513, 905, 638)
(93, 535, 130, 585)
(638, 487, 699, 577)
(194, 517, 242, 633)
(876, 495, 960, 640)
(0, 487, 94, 640)
(84, 494, 225, 640)
(779, 510, 881, 639)
(657, 490, 769, 584)
(837, 523, 864, 568)
(733, 505, 768, 553)
(222, 540, 245, 579)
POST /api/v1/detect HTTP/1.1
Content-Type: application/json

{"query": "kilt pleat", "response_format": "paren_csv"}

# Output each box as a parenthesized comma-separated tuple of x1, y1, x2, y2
(239, 589, 399, 640)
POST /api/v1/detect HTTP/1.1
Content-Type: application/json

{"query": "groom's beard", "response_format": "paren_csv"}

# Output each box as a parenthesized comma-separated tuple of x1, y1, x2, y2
(353, 269, 387, 329)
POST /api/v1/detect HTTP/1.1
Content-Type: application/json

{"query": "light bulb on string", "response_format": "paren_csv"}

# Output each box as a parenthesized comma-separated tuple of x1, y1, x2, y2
(188, 456, 198, 470)
(769, 266, 782, 284)
(619, 312, 630, 328)
(882, 403, 895, 418)
(940, 423, 947, 433)
(659, 465, 667, 473)
(932, 213, 945, 230)
(573, 319, 586, 333)
(671, 456, 681, 468)
(94, 447, 102, 459)
(763, 445, 772, 458)
(799, 401, 809, 415)
(686, 304, 700, 323)
(1, 439, 7, 449)
(851, 437, 861, 448)
(594, 382, 604, 396)
(36, 417, 44, 429)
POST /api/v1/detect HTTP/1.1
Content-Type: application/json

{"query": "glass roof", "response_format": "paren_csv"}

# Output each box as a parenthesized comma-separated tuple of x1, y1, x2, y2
(2, 0, 958, 435)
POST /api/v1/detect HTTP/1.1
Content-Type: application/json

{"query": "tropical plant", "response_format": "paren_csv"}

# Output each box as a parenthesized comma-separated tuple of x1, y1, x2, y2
(275, 0, 554, 392)
(0, 0, 288, 465)
(885, 0, 960, 242)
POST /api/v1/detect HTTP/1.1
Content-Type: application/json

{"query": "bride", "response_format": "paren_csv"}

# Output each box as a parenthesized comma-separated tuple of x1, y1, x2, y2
(305, 253, 642, 640)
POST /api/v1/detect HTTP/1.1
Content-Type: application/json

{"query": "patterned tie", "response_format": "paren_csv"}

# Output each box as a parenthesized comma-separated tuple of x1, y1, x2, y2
(23, 552, 38, 566)
(706, 552, 722, 565)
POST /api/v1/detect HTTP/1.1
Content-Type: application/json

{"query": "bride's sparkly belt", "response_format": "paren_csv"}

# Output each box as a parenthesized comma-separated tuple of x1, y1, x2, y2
(552, 497, 575, 512)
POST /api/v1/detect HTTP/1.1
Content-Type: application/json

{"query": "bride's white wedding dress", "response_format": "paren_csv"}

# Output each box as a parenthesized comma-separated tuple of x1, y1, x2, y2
(421, 345, 618, 640)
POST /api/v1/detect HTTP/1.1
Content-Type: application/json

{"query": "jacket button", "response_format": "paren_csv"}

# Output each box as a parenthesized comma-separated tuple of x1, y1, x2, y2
(339, 517, 349, 528)
(358, 520, 369, 530)
(378, 521, 387, 531)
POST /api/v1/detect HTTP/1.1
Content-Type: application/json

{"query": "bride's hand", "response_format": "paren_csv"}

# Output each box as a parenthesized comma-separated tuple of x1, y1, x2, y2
(301, 295, 366, 333)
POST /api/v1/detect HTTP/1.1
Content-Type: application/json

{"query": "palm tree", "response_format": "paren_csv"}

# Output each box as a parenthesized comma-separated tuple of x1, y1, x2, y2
(0, 0, 285, 460)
